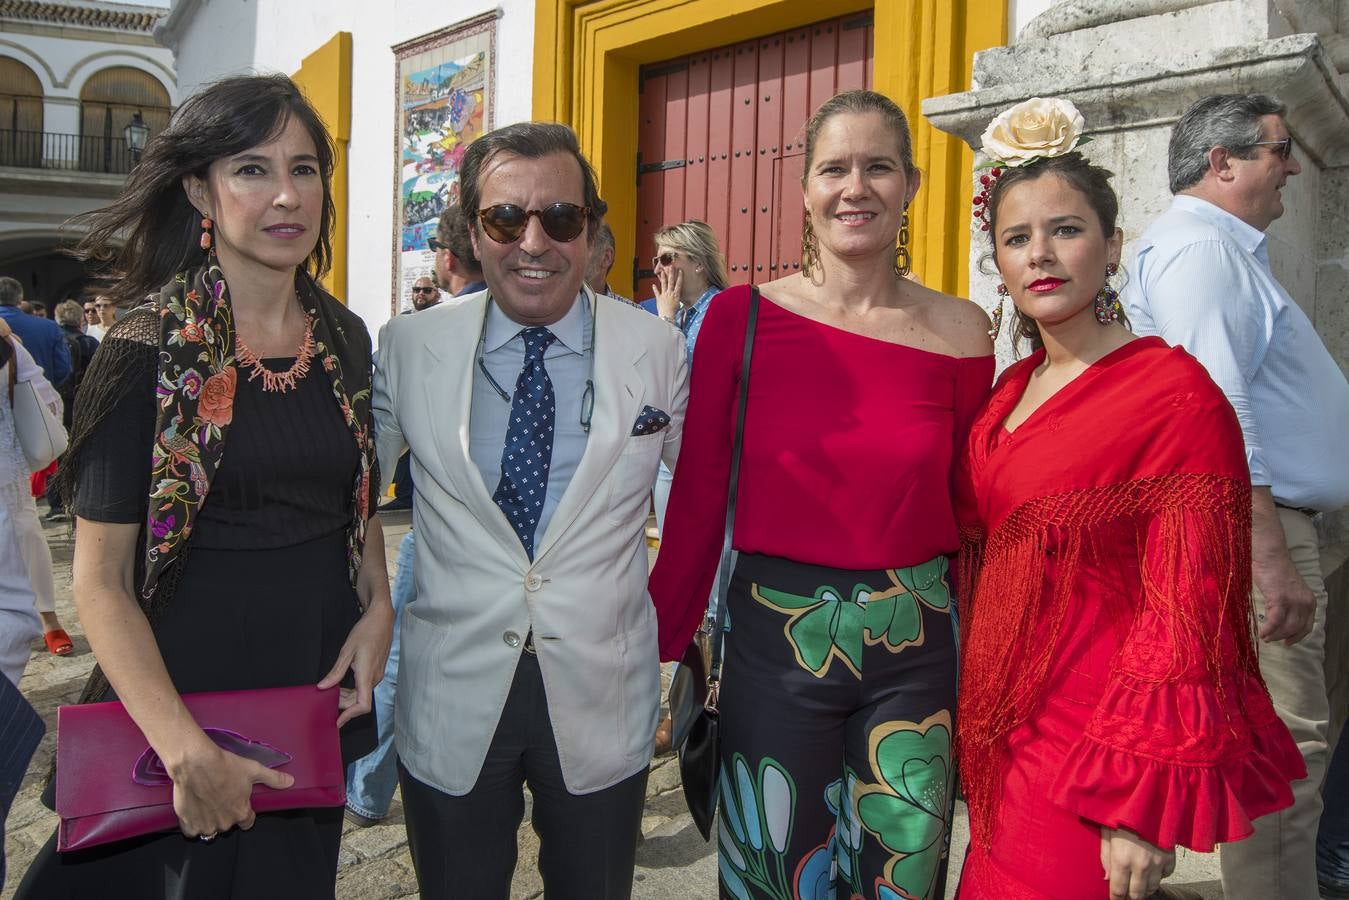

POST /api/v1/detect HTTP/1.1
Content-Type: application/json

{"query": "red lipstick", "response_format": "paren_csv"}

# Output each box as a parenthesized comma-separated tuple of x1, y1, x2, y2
(1027, 277, 1065, 292)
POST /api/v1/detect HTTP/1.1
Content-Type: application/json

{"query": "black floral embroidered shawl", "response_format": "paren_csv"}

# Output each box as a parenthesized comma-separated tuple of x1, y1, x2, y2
(61, 259, 379, 706)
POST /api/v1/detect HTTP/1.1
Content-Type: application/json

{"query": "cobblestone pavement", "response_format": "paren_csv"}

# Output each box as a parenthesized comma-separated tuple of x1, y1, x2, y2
(3, 511, 1228, 899)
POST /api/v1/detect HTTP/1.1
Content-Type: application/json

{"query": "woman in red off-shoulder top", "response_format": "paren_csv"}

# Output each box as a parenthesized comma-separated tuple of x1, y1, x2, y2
(648, 91, 993, 900)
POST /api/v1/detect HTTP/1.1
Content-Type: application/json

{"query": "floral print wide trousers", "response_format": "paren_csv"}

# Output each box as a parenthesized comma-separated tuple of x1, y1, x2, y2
(717, 553, 958, 900)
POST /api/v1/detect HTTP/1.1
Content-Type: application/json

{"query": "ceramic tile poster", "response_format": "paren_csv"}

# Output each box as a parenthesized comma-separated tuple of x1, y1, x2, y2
(393, 15, 494, 313)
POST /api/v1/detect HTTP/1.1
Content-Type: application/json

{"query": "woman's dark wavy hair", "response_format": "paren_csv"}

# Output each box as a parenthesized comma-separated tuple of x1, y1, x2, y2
(71, 74, 336, 305)
(983, 151, 1126, 353)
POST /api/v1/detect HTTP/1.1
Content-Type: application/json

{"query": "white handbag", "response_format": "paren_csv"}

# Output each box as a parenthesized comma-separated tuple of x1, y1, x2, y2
(6, 340, 68, 472)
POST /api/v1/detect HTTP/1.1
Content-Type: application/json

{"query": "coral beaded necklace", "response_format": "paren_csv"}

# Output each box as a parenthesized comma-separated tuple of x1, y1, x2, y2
(234, 312, 315, 392)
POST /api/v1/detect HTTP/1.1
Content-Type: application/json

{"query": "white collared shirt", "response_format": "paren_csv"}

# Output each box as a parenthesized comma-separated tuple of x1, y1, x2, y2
(468, 290, 593, 543)
(1125, 194, 1349, 511)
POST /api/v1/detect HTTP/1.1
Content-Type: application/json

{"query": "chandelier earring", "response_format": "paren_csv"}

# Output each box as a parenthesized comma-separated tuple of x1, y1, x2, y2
(801, 215, 821, 278)
(199, 215, 214, 253)
(894, 209, 912, 278)
(989, 283, 1009, 339)
(1094, 261, 1122, 325)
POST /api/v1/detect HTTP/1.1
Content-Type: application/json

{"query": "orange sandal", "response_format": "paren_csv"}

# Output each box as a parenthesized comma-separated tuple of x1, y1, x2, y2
(44, 629, 73, 656)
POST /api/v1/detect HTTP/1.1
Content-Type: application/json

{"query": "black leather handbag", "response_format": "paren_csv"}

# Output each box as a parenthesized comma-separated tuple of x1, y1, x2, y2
(669, 286, 759, 841)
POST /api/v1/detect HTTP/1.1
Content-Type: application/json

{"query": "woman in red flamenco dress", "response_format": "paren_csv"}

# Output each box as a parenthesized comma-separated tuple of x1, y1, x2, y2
(954, 101, 1304, 900)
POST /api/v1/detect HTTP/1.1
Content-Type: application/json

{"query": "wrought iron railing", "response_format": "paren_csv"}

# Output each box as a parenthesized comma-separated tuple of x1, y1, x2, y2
(0, 129, 139, 174)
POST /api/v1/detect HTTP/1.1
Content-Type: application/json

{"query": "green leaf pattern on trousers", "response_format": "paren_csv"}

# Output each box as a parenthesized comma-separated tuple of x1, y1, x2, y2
(751, 557, 951, 679)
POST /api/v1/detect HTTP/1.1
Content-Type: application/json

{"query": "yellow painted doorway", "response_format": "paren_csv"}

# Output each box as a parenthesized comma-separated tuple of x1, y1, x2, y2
(534, 0, 1007, 298)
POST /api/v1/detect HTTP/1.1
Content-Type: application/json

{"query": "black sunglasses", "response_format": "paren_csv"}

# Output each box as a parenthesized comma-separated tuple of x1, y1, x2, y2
(652, 251, 679, 269)
(1249, 138, 1293, 160)
(427, 238, 446, 252)
(477, 203, 589, 244)
(411, 286, 438, 294)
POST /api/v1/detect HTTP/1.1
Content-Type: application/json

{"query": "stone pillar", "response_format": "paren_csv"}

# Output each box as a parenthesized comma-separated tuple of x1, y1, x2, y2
(922, 0, 1349, 731)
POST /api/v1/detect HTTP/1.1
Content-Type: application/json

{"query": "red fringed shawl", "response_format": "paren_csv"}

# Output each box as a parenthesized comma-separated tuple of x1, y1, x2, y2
(956, 337, 1303, 853)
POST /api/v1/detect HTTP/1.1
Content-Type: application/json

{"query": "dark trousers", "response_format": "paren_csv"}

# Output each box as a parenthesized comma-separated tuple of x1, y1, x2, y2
(398, 652, 649, 900)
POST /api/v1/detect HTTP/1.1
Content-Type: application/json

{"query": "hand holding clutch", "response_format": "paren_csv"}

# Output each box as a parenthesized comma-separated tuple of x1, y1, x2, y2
(56, 684, 346, 852)
(166, 727, 296, 840)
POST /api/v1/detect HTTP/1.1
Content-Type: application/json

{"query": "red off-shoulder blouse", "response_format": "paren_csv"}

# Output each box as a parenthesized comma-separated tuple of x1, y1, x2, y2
(648, 284, 994, 660)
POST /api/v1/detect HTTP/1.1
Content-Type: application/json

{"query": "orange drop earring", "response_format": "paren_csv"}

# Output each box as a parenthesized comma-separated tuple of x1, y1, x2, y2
(200, 217, 213, 252)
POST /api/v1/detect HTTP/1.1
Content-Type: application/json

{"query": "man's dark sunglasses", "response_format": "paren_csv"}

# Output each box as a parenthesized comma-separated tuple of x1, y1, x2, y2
(427, 238, 446, 252)
(1249, 138, 1293, 160)
(477, 203, 589, 244)
(411, 286, 438, 294)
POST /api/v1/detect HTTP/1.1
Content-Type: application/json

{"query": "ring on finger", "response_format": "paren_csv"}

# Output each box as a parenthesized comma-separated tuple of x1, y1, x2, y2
(198, 832, 218, 843)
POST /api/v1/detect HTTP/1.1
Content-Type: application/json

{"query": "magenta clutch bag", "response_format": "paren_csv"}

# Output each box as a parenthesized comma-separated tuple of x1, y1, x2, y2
(55, 684, 345, 852)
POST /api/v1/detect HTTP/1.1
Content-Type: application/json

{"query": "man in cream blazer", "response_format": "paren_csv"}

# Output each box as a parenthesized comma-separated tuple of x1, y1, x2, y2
(373, 123, 688, 899)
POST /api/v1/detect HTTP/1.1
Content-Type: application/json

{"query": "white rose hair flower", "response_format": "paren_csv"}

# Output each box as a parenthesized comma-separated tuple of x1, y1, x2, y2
(980, 97, 1087, 166)
(972, 97, 1090, 232)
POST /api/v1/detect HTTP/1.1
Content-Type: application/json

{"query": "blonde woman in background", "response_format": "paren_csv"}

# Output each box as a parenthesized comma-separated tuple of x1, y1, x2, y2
(642, 220, 728, 533)
(642, 220, 729, 754)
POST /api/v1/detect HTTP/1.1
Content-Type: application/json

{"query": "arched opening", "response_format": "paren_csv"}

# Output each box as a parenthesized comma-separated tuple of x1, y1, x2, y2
(79, 65, 171, 173)
(0, 56, 44, 167)
(0, 232, 102, 313)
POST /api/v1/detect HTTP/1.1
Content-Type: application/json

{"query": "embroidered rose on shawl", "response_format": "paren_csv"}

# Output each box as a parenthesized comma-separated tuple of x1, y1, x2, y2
(178, 369, 204, 398)
(198, 368, 236, 427)
(172, 320, 207, 346)
(980, 97, 1085, 166)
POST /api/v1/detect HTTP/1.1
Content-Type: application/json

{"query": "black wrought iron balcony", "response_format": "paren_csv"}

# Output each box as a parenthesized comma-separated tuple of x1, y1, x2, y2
(0, 129, 139, 175)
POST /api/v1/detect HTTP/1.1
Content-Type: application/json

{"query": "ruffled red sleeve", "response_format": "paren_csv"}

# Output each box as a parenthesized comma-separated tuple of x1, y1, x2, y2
(1049, 503, 1305, 851)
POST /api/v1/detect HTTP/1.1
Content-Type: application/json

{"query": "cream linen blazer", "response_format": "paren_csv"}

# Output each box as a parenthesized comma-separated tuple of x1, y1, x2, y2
(373, 287, 688, 795)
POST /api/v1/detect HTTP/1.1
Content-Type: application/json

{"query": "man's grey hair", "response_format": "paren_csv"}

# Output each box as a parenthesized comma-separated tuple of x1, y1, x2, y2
(592, 222, 615, 257)
(55, 299, 84, 327)
(0, 276, 22, 306)
(1168, 93, 1287, 194)
(585, 222, 617, 288)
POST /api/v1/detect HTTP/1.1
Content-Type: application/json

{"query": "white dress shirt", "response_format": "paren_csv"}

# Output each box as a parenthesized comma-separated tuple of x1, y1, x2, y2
(1126, 194, 1349, 511)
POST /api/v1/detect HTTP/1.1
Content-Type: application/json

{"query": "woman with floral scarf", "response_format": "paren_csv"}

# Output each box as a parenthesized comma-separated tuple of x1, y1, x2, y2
(18, 75, 391, 899)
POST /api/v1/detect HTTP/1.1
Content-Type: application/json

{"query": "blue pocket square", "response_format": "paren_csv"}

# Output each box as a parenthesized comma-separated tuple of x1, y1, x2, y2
(631, 405, 671, 436)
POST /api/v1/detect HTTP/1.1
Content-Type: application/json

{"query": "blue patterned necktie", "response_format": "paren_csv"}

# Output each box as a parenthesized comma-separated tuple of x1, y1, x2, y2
(493, 327, 557, 559)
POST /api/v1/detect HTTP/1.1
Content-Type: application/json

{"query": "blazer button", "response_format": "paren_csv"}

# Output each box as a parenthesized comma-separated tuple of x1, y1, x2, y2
(503, 631, 521, 647)
(525, 573, 543, 592)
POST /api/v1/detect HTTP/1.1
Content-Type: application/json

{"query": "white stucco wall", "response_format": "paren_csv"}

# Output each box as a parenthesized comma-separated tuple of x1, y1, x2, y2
(166, 0, 536, 335)
(1009, 0, 1063, 39)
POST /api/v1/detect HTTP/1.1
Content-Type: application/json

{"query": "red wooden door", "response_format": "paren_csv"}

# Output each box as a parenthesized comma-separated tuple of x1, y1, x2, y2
(634, 12, 874, 301)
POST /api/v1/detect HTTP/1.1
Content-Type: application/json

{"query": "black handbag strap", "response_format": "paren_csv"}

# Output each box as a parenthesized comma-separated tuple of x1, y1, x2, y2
(705, 286, 759, 709)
